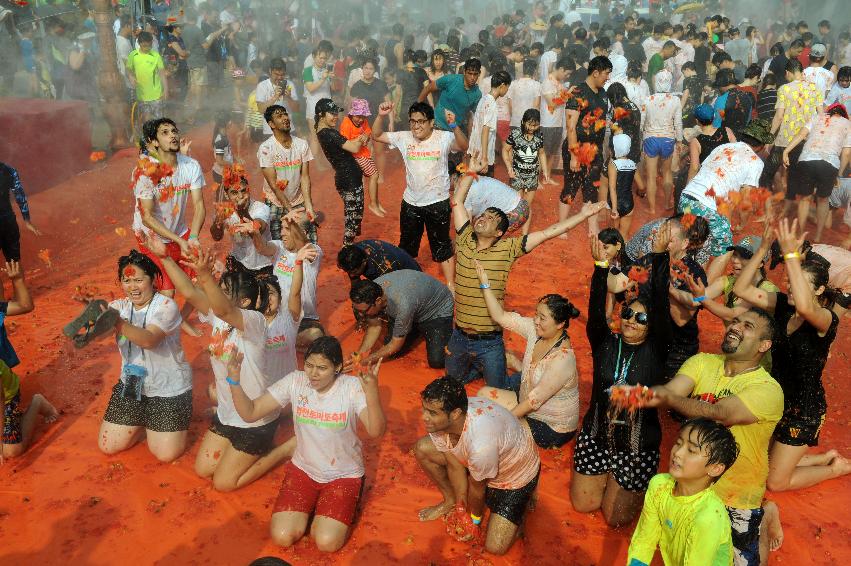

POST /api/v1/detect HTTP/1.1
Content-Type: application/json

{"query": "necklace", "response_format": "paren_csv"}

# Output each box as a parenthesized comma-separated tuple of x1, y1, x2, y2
(726, 364, 760, 377)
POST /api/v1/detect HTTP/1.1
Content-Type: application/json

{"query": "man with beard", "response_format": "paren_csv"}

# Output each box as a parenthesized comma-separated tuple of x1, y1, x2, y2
(645, 309, 784, 566)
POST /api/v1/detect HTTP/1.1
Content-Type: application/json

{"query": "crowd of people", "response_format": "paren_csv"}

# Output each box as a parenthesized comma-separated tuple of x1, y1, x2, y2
(4, 0, 851, 564)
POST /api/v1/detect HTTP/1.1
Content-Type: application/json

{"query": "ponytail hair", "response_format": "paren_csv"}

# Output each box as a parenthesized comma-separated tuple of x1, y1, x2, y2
(219, 270, 268, 313)
(118, 249, 162, 284)
(539, 294, 581, 327)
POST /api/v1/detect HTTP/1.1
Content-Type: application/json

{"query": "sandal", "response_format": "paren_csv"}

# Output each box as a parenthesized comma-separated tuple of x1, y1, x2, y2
(72, 307, 121, 349)
(63, 300, 107, 339)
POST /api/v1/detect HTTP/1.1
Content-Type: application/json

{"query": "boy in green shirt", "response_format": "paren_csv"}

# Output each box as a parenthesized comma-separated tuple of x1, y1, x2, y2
(648, 41, 680, 92)
(628, 418, 739, 566)
(126, 31, 168, 125)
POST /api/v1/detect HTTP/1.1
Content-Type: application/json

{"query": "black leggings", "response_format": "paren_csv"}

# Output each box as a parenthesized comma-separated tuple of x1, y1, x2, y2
(0, 216, 21, 262)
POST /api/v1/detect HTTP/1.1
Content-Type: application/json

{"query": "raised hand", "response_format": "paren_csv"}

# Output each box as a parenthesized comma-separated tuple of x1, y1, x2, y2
(378, 101, 394, 116)
(581, 200, 608, 217)
(652, 220, 672, 254)
(589, 234, 607, 261)
(136, 230, 169, 258)
(775, 218, 806, 256)
(226, 350, 244, 383)
(358, 357, 382, 391)
(444, 109, 456, 125)
(180, 245, 214, 274)
(295, 243, 318, 263)
(473, 259, 489, 285)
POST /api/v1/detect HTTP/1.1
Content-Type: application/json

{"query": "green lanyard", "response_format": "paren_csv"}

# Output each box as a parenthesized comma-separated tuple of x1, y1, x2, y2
(613, 337, 635, 386)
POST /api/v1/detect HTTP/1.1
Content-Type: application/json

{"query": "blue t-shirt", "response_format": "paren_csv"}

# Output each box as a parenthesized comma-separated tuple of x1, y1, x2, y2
(355, 240, 422, 280)
(712, 91, 729, 128)
(0, 304, 20, 369)
(434, 74, 482, 130)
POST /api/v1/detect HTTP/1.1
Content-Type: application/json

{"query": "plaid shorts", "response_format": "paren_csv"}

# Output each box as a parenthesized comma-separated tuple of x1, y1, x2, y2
(3, 392, 23, 444)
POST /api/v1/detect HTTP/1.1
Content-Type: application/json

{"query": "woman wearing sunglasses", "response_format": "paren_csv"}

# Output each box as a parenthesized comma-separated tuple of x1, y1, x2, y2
(570, 222, 674, 527)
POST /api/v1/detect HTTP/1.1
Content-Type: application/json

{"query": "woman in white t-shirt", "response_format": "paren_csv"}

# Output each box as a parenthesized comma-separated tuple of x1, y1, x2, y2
(99, 250, 193, 463)
(227, 336, 385, 553)
(143, 235, 311, 491)
(210, 172, 273, 276)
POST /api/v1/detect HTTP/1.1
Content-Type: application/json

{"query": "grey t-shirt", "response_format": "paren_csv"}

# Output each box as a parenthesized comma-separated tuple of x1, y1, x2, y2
(181, 24, 206, 70)
(376, 270, 454, 337)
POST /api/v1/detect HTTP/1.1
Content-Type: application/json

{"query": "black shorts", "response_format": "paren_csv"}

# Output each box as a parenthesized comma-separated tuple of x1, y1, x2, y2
(773, 409, 826, 447)
(760, 144, 802, 188)
(789, 160, 838, 199)
(3, 391, 22, 444)
(399, 199, 454, 263)
(103, 383, 193, 432)
(573, 428, 660, 492)
(560, 141, 604, 204)
(209, 413, 280, 456)
(527, 416, 576, 449)
(0, 215, 21, 262)
(485, 466, 540, 525)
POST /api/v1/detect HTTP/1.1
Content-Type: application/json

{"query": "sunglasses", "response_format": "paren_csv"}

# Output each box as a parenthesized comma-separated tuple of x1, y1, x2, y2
(621, 307, 648, 325)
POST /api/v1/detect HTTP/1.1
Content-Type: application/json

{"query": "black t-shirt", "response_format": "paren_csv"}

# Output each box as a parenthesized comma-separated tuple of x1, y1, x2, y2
(316, 127, 362, 191)
(349, 79, 389, 125)
(399, 66, 429, 118)
(202, 21, 225, 63)
(623, 43, 646, 67)
(506, 129, 544, 178)
(693, 45, 710, 79)
(771, 292, 839, 416)
(567, 43, 590, 66)
(567, 81, 609, 145)
(355, 239, 422, 280)
(768, 53, 789, 86)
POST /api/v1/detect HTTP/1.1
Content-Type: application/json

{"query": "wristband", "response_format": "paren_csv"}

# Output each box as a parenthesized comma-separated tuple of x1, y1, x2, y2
(594, 260, 610, 268)
(693, 295, 706, 303)
(470, 513, 482, 525)
(226, 377, 240, 386)
(448, 122, 457, 130)
(295, 259, 303, 265)
(189, 234, 198, 240)
(479, 283, 491, 289)
(784, 251, 801, 260)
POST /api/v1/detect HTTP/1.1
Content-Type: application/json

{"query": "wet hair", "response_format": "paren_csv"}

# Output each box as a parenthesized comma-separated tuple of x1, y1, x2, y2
(669, 213, 710, 249)
(430, 49, 445, 73)
(744, 64, 762, 80)
(349, 278, 382, 305)
(264, 277, 281, 300)
(574, 27, 588, 41)
(421, 376, 468, 415)
(538, 294, 580, 326)
(712, 52, 732, 66)
(801, 259, 836, 308)
(785, 58, 803, 74)
(361, 57, 378, 70)
(118, 249, 162, 283)
(402, 48, 416, 65)
(482, 206, 510, 236)
(464, 58, 482, 73)
(839, 66, 851, 82)
(142, 117, 177, 144)
(220, 270, 268, 313)
(598, 227, 628, 266)
(315, 39, 333, 55)
(522, 58, 538, 77)
(263, 103, 287, 125)
(760, 73, 777, 89)
(588, 55, 613, 74)
(248, 558, 292, 566)
(606, 81, 629, 107)
(520, 108, 541, 134)
(269, 57, 286, 71)
(747, 307, 776, 341)
(337, 245, 366, 273)
(137, 31, 153, 44)
(682, 61, 696, 73)
(789, 38, 805, 51)
(408, 101, 434, 121)
(627, 61, 643, 80)
(555, 55, 575, 72)
(680, 418, 740, 477)
(305, 335, 344, 369)
(491, 70, 512, 89)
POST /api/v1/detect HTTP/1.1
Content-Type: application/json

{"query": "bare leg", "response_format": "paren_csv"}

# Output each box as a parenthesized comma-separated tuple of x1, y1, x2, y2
(374, 143, 388, 214)
(620, 212, 634, 238)
(759, 500, 783, 566)
(600, 473, 645, 527)
(484, 512, 521, 556)
(476, 386, 519, 411)
(270, 511, 310, 547)
(767, 441, 851, 492)
(661, 157, 673, 209)
(570, 470, 609, 513)
(797, 196, 812, 232)
(211, 436, 295, 492)
(814, 197, 831, 241)
(367, 173, 384, 217)
(522, 190, 536, 235)
(98, 420, 145, 456)
(645, 155, 659, 215)
(146, 429, 188, 463)
(414, 435, 456, 520)
(440, 258, 455, 292)
(311, 515, 351, 553)
(3, 394, 59, 458)
(558, 200, 572, 238)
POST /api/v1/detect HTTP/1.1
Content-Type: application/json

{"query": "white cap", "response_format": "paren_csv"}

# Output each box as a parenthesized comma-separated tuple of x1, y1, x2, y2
(654, 69, 673, 94)
(612, 133, 631, 158)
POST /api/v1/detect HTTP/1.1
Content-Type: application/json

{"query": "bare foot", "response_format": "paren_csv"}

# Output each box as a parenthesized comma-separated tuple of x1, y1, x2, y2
(368, 203, 386, 217)
(558, 233, 569, 240)
(763, 501, 783, 552)
(418, 500, 455, 521)
(38, 395, 59, 424)
(181, 320, 202, 337)
(544, 178, 558, 186)
(830, 455, 851, 478)
(378, 204, 388, 215)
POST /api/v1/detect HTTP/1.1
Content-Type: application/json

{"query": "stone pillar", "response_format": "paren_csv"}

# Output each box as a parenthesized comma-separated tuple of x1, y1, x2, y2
(92, 0, 131, 150)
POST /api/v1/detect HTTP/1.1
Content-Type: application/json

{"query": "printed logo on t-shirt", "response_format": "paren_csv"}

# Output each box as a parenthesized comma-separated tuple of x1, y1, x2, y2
(273, 159, 302, 171)
(265, 334, 287, 350)
(692, 391, 720, 404)
(405, 144, 440, 161)
(274, 258, 294, 278)
(295, 405, 348, 429)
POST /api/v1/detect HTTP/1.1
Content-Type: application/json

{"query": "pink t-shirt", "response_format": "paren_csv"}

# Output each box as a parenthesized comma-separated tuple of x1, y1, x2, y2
(799, 113, 851, 169)
(429, 397, 540, 489)
(267, 372, 367, 483)
(502, 312, 579, 433)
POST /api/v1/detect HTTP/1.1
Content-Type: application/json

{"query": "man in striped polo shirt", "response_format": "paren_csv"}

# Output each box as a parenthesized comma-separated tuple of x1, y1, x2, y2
(446, 171, 606, 388)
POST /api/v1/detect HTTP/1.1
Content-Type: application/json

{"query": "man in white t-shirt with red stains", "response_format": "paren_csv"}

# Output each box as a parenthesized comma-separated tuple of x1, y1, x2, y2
(133, 117, 206, 295)
(414, 376, 540, 556)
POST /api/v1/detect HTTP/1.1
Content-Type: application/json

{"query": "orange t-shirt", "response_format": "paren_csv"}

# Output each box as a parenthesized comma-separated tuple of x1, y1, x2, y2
(339, 115, 372, 159)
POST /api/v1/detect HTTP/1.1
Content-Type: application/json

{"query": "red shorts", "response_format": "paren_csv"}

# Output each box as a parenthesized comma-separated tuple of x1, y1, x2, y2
(136, 232, 194, 291)
(496, 120, 511, 142)
(273, 462, 364, 526)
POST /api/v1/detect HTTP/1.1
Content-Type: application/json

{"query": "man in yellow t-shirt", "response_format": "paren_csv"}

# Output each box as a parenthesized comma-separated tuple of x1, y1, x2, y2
(646, 308, 783, 566)
(126, 31, 168, 125)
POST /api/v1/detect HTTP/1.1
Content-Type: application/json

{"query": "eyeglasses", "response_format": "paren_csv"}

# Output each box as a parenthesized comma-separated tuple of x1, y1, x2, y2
(409, 118, 430, 125)
(621, 307, 649, 325)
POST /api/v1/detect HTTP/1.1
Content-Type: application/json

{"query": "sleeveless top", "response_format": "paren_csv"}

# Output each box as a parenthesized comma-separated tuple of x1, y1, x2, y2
(697, 126, 730, 164)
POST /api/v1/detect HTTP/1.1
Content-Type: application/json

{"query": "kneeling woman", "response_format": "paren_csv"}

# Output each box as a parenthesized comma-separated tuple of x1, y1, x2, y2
(474, 260, 580, 448)
(142, 233, 311, 491)
(228, 336, 385, 552)
(99, 250, 192, 463)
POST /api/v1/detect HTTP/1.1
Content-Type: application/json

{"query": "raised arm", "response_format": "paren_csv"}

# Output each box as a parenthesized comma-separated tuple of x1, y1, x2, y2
(288, 244, 316, 321)
(524, 201, 607, 252)
(587, 234, 613, 349)
(417, 80, 437, 103)
(445, 109, 469, 153)
(2, 261, 33, 316)
(371, 102, 394, 144)
(452, 172, 474, 229)
(473, 260, 513, 328)
(647, 225, 674, 358)
(184, 247, 246, 330)
(137, 231, 211, 314)
(356, 358, 386, 438)
(732, 226, 777, 312)
(227, 352, 285, 422)
(776, 218, 834, 332)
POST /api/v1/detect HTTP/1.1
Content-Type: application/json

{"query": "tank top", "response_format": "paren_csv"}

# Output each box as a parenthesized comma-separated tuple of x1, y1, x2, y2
(696, 126, 730, 164)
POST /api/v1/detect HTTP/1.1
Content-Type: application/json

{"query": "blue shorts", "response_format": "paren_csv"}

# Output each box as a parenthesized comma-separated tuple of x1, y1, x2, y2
(642, 137, 675, 159)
